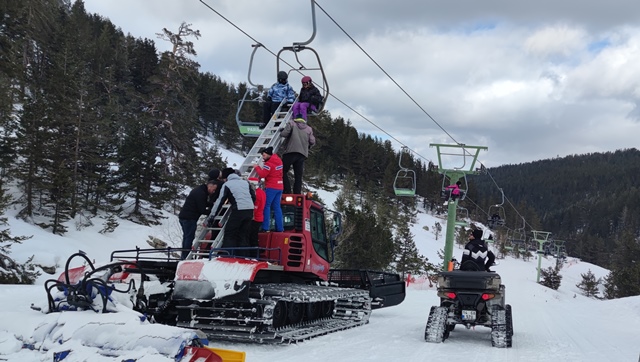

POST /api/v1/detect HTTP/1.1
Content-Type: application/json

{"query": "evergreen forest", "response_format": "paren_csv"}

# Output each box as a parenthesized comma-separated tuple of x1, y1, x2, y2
(0, 1, 637, 297)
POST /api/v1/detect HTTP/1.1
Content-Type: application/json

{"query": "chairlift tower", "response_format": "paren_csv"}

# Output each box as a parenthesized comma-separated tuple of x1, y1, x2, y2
(532, 230, 552, 282)
(430, 143, 487, 271)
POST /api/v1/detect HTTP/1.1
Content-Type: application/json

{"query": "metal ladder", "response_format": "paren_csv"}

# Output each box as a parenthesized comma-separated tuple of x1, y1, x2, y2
(186, 99, 295, 260)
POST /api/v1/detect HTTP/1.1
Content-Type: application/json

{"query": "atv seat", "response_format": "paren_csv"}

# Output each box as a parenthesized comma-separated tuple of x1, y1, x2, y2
(460, 260, 482, 271)
(438, 270, 502, 290)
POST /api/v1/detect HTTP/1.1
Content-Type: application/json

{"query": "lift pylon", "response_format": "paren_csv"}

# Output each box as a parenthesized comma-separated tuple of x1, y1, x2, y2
(531, 230, 552, 282)
(429, 143, 488, 271)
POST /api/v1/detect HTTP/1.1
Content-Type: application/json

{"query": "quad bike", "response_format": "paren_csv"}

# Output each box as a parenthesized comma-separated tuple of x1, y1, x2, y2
(424, 269, 513, 348)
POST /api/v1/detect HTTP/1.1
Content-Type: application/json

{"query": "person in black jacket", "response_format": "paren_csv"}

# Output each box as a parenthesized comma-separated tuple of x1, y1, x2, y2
(460, 229, 496, 271)
(207, 168, 224, 211)
(178, 180, 217, 259)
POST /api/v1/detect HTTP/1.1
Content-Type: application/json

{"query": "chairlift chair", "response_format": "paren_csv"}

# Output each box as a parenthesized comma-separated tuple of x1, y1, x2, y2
(503, 238, 514, 251)
(440, 171, 468, 201)
(455, 206, 470, 227)
(236, 44, 267, 138)
(393, 146, 417, 197)
(276, 1, 329, 115)
(487, 188, 506, 228)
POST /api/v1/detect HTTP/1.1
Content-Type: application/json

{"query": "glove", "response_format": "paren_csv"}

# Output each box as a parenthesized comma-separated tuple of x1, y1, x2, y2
(206, 217, 215, 227)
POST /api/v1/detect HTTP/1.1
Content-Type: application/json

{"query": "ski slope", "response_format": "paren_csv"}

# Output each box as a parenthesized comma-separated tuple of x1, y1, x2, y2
(0, 149, 639, 361)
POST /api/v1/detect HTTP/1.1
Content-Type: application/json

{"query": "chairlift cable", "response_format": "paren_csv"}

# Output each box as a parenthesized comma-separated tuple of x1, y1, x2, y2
(199, 0, 534, 235)
(315, 1, 532, 228)
(314, 1, 458, 143)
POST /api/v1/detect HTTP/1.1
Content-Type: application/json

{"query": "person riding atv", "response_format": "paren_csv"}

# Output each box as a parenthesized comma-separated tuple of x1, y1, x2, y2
(460, 229, 496, 272)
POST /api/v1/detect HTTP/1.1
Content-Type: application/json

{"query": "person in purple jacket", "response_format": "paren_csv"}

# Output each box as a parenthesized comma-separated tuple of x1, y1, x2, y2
(291, 76, 322, 121)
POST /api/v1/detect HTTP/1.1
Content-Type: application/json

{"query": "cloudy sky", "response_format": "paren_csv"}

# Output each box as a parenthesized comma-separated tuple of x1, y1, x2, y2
(82, 0, 640, 166)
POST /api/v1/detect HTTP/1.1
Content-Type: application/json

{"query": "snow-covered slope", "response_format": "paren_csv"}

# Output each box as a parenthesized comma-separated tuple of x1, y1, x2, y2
(0, 148, 638, 361)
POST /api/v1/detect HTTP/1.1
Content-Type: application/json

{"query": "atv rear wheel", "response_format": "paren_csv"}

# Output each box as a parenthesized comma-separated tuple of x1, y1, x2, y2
(506, 304, 513, 337)
(425, 306, 449, 343)
(490, 305, 512, 348)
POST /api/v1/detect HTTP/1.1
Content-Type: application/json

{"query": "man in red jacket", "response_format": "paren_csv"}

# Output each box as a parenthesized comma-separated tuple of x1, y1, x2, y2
(253, 147, 284, 232)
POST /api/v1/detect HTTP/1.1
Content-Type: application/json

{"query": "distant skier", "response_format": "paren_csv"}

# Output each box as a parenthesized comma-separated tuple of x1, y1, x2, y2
(460, 229, 496, 272)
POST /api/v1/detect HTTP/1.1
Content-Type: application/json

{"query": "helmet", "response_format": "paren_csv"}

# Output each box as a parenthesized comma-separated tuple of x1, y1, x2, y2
(277, 71, 288, 82)
(301, 76, 312, 83)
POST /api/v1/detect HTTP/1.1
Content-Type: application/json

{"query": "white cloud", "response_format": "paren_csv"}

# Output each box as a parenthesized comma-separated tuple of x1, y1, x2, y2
(524, 25, 588, 58)
(83, 0, 640, 165)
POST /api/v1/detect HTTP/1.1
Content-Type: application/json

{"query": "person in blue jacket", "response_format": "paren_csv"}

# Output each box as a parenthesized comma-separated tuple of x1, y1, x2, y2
(261, 71, 296, 129)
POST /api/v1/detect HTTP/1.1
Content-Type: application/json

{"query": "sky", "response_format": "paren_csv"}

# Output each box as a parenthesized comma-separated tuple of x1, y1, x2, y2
(1, 183, 640, 361)
(79, 0, 640, 167)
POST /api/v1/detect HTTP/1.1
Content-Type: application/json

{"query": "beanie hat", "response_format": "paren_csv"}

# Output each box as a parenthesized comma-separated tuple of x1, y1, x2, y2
(472, 229, 483, 239)
(208, 169, 220, 181)
(221, 167, 235, 179)
(277, 71, 288, 82)
(248, 177, 260, 185)
(259, 146, 273, 155)
(301, 75, 312, 83)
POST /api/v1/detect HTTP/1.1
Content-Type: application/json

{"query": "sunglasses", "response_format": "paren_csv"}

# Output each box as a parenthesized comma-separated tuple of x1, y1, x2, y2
(302, 82, 311, 86)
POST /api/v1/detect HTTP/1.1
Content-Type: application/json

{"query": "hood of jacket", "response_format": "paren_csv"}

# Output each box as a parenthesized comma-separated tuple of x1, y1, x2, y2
(294, 118, 310, 130)
(226, 173, 240, 181)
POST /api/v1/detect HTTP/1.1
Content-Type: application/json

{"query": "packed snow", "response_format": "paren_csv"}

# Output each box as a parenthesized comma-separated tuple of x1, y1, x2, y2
(1, 148, 639, 361)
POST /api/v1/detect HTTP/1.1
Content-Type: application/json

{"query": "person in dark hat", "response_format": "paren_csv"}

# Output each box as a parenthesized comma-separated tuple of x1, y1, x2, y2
(253, 147, 284, 232)
(260, 71, 296, 129)
(208, 169, 220, 181)
(178, 180, 218, 259)
(207, 168, 224, 212)
(460, 228, 496, 271)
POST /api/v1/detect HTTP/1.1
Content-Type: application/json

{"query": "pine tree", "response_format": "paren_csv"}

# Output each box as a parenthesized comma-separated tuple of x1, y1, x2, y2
(576, 269, 600, 298)
(539, 266, 562, 290)
(602, 272, 617, 299)
(0, 186, 38, 284)
(333, 203, 394, 270)
(152, 22, 202, 188)
(431, 222, 442, 240)
(394, 222, 428, 278)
